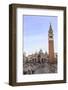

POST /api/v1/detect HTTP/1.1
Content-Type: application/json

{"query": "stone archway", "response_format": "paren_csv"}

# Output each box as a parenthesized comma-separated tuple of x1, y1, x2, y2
(38, 54, 41, 63)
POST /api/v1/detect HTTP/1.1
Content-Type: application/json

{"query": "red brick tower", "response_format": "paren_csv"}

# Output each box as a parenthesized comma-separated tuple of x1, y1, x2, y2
(48, 24, 55, 63)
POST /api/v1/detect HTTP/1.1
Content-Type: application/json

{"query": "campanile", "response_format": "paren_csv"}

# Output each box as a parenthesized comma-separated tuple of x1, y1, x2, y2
(48, 24, 55, 63)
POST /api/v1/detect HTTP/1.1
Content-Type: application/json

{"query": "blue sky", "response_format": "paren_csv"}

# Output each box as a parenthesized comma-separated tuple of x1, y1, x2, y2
(23, 15, 58, 55)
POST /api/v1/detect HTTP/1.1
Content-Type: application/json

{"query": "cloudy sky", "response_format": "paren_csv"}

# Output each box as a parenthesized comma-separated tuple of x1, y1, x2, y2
(23, 15, 58, 55)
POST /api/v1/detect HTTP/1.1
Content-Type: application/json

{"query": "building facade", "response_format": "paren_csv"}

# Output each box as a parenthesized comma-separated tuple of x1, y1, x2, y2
(25, 50, 48, 63)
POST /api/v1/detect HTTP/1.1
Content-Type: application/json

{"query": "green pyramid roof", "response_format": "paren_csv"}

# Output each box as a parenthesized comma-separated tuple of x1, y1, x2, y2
(48, 24, 53, 34)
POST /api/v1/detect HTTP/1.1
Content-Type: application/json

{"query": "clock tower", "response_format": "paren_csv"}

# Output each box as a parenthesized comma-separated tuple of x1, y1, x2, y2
(48, 24, 55, 63)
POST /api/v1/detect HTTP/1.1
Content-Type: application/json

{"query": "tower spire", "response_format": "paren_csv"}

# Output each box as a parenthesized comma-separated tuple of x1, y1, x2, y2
(48, 23, 53, 34)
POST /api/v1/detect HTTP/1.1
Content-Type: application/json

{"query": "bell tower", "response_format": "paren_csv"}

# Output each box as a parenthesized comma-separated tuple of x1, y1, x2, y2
(48, 24, 55, 63)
